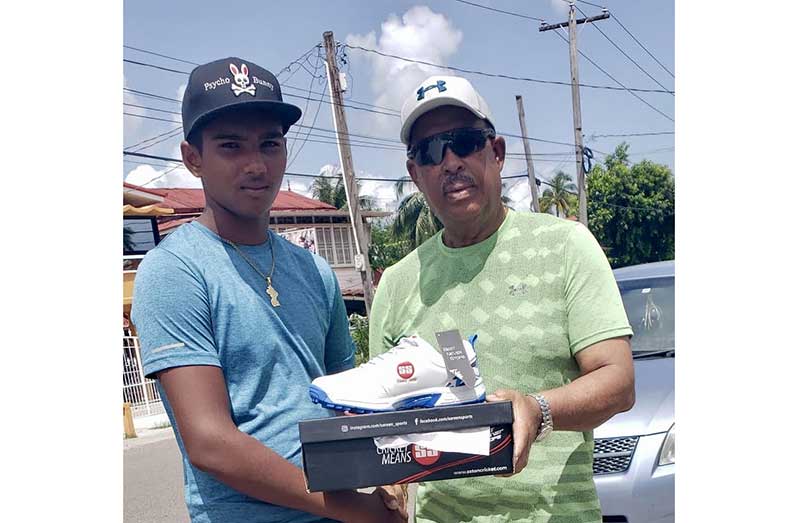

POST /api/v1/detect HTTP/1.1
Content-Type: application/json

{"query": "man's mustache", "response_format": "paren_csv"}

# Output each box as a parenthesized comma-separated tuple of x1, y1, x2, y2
(441, 172, 476, 192)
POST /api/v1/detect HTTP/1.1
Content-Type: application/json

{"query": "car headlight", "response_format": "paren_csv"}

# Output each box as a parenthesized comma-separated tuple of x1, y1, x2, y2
(658, 423, 675, 466)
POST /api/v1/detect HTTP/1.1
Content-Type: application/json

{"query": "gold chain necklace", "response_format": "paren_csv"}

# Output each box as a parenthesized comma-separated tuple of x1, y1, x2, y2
(221, 235, 280, 307)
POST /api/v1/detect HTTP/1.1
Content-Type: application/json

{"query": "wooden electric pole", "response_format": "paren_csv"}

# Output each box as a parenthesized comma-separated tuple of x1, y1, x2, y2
(540, 4, 610, 226)
(322, 31, 374, 315)
(515, 95, 540, 212)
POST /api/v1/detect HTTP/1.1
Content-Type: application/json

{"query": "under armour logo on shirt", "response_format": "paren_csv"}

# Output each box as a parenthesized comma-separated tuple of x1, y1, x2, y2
(417, 80, 447, 100)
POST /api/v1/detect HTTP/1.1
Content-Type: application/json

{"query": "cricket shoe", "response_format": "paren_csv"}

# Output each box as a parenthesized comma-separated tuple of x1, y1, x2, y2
(309, 335, 485, 413)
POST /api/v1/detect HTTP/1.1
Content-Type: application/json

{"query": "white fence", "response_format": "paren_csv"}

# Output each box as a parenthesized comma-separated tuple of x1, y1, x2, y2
(123, 335, 165, 418)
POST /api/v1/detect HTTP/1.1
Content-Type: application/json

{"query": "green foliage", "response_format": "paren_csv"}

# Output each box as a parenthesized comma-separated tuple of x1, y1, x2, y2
(587, 143, 675, 268)
(310, 174, 376, 211)
(391, 192, 444, 249)
(349, 313, 370, 366)
(368, 223, 412, 271)
(539, 171, 577, 217)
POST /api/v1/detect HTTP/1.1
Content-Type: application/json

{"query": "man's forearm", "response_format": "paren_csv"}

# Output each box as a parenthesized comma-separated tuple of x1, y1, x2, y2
(187, 425, 366, 520)
(536, 362, 635, 432)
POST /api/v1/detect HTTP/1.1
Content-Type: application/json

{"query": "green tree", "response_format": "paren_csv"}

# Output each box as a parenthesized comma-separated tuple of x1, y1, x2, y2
(587, 143, 675, 267)
(392, 192, 443, 249)
(348, 313, 370, 366)
(539, 171, 577, 217)
(368, 223, 412, 272)
(391, 176, 513, 247)
(311, 173, 375, 211)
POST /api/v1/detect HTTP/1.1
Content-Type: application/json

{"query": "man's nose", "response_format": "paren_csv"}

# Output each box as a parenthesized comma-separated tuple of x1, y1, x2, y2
(439, 145, 465, 175)
(243, 149, 269, 176)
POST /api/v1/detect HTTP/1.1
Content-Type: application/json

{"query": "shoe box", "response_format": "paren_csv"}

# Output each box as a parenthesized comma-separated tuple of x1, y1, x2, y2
(299, 401, 514, 492)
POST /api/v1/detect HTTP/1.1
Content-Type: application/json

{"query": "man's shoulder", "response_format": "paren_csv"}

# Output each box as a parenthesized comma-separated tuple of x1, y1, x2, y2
(510, 210, 578, 234)
(136, 223, 215, 275)
(379, 233, 441, 285)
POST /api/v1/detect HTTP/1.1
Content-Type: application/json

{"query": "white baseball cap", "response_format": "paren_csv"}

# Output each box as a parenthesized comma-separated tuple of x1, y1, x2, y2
(400, 75, 495, 145)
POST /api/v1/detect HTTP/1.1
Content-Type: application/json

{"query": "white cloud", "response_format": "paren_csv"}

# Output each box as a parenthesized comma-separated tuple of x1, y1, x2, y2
(346, 5, 463, 135)
(124, 163, 201, 189)
(550, 0, 570, 17)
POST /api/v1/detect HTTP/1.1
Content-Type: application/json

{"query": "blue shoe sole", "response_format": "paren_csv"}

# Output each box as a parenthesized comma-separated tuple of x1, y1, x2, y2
(309, 384, 486, 414)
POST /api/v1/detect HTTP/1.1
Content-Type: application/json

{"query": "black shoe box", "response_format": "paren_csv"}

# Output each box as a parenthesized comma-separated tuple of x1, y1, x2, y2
(299, 401, 514, 492)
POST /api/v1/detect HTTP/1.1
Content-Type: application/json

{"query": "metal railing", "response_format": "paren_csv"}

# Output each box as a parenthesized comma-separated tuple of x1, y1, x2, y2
(122, 335, 164, 417)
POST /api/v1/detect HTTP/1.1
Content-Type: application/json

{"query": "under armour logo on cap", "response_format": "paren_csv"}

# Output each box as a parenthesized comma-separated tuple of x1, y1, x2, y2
(416, 80, 447, 101)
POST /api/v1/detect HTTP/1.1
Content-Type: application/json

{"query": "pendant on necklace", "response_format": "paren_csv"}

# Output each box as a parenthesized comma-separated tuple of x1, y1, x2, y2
(266, 277, 281, 307)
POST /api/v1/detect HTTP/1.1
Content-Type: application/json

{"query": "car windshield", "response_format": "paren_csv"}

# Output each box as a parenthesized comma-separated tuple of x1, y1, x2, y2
(617, 276, 674, 356)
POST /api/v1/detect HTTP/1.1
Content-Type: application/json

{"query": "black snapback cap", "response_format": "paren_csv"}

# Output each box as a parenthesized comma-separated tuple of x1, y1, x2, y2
(181, 57, 302, 140)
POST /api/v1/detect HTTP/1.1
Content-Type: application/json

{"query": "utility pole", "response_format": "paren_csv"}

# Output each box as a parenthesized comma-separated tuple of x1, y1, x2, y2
(515, 95, 540, 212)
(540, 4, 610, 226)
(322, 30, 374, 315)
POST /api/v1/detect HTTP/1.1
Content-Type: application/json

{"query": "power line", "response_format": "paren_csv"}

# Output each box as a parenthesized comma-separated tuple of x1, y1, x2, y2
(125, 125, 183, 151)
(452, 0, 545, 22)
(124, 112, 180, 124)
(552, 28, 674, 122)
(287, 49, 324, 159)
(571, 0, 607, 9)
(574, 5, 673, 95)
(612, 14, 674, 78)
(123, 58, 191, 75)
(589, 131, 674, 138)
(344, 44, 674, 94)
(124, 102, 180, 115)
(123, 56, 402, 116)
(124, 87, 181, 103)
(123, 45, 200, 66)
(277, 44, 323, 77)
(128, 128, 184, 153)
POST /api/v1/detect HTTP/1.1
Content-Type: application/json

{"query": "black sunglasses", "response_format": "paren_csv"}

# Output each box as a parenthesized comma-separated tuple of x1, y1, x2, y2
(407, 127, 496, 166)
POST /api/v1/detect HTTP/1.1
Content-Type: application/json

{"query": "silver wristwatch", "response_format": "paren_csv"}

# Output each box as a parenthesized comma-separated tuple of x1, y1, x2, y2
(528, 393, 553, 442)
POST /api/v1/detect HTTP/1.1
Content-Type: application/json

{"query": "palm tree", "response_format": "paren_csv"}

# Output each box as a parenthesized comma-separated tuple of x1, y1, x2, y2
(391, 177, 516, 247)
(539, 171, 577, 218)
(392, 192, 443, 248)
(311, 174, 375, 211)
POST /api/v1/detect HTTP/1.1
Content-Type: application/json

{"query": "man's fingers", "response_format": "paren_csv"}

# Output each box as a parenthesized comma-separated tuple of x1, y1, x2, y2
(376, 485, 408, 519)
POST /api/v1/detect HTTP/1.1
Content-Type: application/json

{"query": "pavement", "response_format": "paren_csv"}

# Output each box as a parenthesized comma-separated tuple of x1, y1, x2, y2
(124, 427, 416, 522)
(124, 427, 190, 523)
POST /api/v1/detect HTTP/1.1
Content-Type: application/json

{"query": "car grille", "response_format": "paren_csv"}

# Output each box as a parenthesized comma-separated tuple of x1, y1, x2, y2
(593, 436, 639, 475)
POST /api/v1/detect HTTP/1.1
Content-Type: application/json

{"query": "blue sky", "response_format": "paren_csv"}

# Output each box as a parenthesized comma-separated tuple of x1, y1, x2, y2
(123, 0, 674, 210)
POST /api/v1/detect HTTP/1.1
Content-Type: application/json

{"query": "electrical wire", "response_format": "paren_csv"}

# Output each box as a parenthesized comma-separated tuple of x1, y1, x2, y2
(451, 0, 545, 22)
(552, 28, 674, 122)
(124, 125, 183, 151)
(612, 14, 675, 78)
(344, 44, 674, 94)
(574, 5, 673, 95)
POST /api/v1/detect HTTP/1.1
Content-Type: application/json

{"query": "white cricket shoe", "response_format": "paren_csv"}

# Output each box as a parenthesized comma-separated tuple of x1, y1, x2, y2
(309, 335, 486, 413)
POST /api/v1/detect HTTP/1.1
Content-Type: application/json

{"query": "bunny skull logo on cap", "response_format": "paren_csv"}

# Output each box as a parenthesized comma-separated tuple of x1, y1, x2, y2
(229, 63, 256, 97)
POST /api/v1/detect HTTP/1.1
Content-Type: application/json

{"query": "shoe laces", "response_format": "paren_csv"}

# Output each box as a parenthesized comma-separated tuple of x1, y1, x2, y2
(362, 336, 420, 367)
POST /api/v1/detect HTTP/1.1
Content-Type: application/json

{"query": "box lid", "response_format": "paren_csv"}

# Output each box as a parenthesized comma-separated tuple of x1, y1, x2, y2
(299, 401, 513, 443)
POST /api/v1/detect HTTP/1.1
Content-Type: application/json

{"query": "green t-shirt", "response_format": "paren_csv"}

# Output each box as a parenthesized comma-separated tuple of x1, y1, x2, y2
(369, 210, 633, 523)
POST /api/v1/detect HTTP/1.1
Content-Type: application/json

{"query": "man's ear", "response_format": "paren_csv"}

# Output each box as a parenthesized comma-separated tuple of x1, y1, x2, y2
(491, 135, 506, 171)
(180, 140, 202, 178)
(407, 159, 420, 186)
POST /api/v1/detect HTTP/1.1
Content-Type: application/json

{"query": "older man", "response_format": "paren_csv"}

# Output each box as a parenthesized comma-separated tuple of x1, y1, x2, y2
(369, 76, 635, 523)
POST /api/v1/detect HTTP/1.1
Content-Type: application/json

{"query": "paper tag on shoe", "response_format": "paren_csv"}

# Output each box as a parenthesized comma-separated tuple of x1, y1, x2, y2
(435, 329, 478, 388)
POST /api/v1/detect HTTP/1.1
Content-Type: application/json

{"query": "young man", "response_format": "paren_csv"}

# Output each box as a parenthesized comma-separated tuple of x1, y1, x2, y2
(369, 75, 636, 523)
(131, 57, 405, 523)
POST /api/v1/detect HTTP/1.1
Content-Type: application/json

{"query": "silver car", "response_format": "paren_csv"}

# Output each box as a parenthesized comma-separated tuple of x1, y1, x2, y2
(594, 260, 675, 523)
